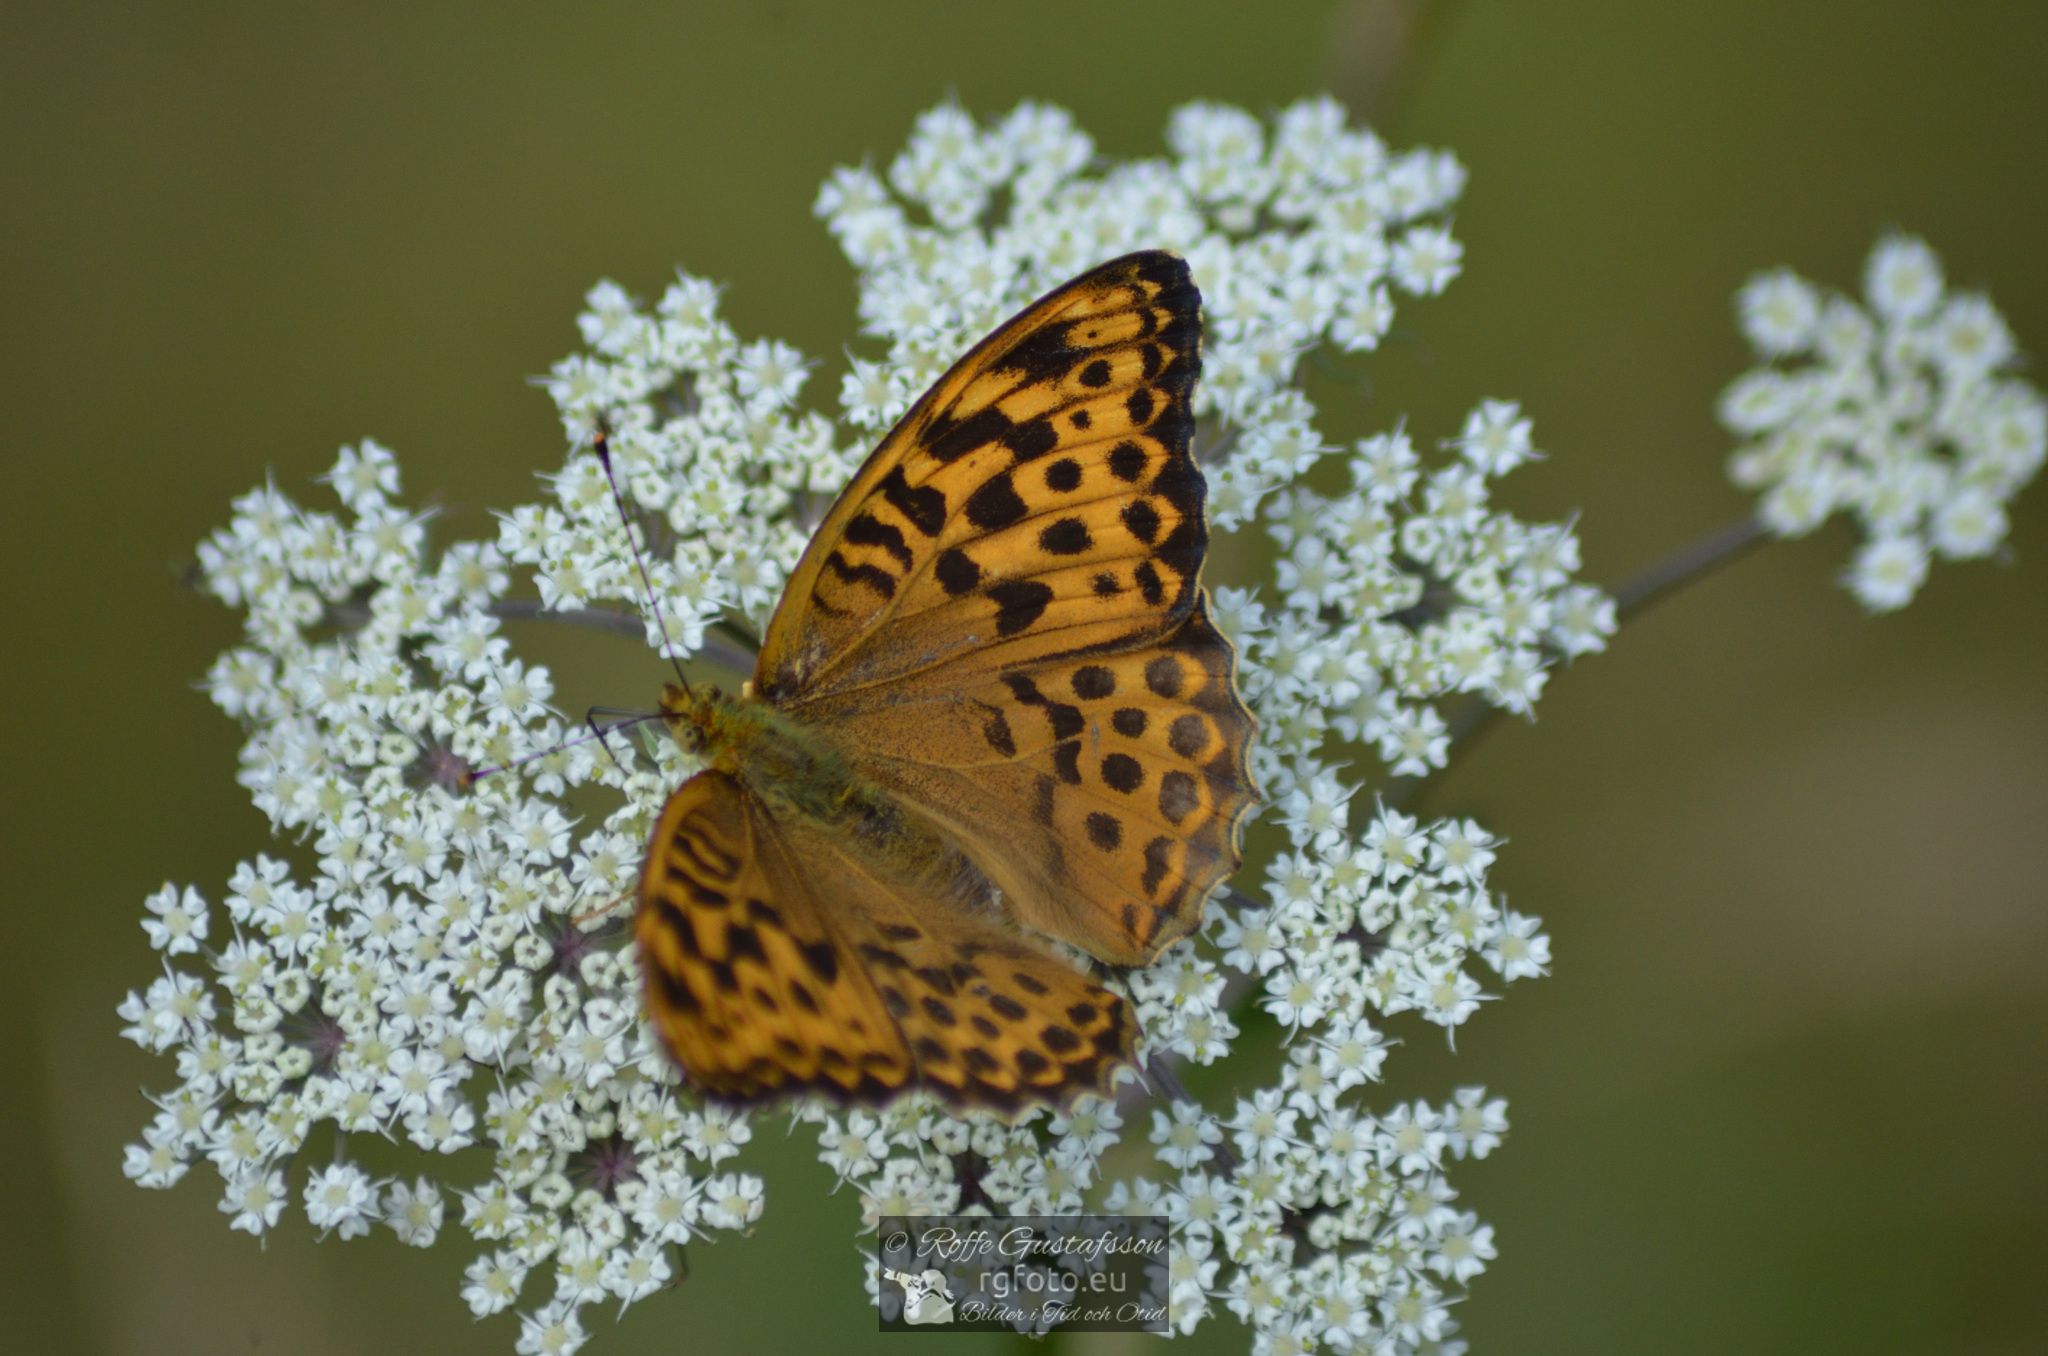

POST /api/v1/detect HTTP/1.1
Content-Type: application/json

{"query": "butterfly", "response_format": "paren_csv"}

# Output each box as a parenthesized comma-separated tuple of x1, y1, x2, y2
(630, 251, 1255, 1112)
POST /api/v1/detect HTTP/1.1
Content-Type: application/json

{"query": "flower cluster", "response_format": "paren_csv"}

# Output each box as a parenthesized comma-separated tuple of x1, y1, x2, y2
(123, 99, 1612, 1354)
(1723, 232, 2046, 610)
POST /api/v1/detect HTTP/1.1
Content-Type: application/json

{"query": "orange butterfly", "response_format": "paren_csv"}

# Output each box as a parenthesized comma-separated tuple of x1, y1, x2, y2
(630, 252, 1255, 1111)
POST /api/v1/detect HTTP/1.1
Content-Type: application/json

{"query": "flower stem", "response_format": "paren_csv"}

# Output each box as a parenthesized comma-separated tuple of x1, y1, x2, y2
(1403, 510, 1771, 794)
(321, 595, 757, 675)
(1608, 511, 1768, 620)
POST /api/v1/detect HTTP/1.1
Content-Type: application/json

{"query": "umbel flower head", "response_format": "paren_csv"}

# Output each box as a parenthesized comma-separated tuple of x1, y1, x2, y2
(1724, 232, 2046, 610)
(125, 97, 1611, 1354)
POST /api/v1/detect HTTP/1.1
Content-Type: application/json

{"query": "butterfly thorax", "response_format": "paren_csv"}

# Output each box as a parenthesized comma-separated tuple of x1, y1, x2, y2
(658, 681, 940, 871)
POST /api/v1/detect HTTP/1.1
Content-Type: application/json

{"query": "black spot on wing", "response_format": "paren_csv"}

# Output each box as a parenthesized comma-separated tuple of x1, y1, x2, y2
(1101, 753, 1144, 794)
(1122, 499, 1161, 543)
(1045, 701, 1084, 740)
(1141, 835, 1175, 894)
(1134, 561, 1165, 606)
(962, 1047, 999, 1075)
(1032, 774, 1056, 825)
(1072, 665, 1115, 699)
(988, 578, 1053, 636)
(925, 405, 1013, 464)
(879, 466, 948, 537)
(843, 513, 912, 568)
(1039, 518, 1091, 555)
(1004, 417, 1059, 462)
(1085, 811, 1121, 851)
(935, 547, 982, 596)
(824, 551, 895, 599)
(653, 966, 701, 1016)
(800, 941, 839, 983)
(1108, 441, 1147, 483)
(964, 474, 1028, 530)
(999, 321, 1082, 380)
(726, 924, 766, 965)
(1158, 770, 1199, 824)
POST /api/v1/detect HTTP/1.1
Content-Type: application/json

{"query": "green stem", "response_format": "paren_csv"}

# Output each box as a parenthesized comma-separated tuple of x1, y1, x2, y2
(1412, 510, 1772, 786)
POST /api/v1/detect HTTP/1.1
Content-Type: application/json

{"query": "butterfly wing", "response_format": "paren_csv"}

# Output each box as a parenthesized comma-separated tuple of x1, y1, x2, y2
(813, 598, 1253, 966)
(635, 769, 1135, 1108)
(756, 251, 1208, 705)
(634, 770, 911, 1101)
(752, 251, 1254, 968)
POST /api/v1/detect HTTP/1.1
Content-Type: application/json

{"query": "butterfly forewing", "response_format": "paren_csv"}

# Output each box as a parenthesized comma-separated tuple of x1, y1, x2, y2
(757, 251, 1206, 705)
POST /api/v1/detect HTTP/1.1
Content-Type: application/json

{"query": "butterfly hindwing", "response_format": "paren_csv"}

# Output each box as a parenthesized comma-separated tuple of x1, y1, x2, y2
(635, 770, 913, 1102)
(814, 598, 1255, 966)
(757, 251, 1205, 706)
(759, 810, 1138, 1111)
(636, 770, 1137, 1109)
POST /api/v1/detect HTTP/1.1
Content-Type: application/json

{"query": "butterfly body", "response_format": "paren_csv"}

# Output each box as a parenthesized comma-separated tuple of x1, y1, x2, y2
(633, 252, 1257, 1111)
(658, 679, 966, 896)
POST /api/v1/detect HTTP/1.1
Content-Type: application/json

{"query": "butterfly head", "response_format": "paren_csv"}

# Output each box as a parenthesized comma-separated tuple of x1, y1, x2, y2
(659, 680, 719, 746)
(659, 679, 761, 777)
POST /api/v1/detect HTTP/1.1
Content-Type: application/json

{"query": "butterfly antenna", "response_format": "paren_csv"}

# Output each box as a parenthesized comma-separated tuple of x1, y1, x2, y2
(592, 421, 692, 695)
(466, 712, 663, 785)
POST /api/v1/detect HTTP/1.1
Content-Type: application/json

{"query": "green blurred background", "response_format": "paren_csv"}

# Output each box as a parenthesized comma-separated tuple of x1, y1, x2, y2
(7, 2, 2045, 1352)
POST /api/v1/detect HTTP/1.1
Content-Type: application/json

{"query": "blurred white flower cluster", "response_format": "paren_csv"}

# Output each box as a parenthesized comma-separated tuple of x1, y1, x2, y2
(1724, 232, 2046, 610)
(123, 99, 1612, 1355)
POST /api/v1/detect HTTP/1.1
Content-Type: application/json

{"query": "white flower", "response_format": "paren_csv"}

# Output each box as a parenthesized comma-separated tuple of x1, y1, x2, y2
(1724, 233, 2044, 611)
(1846, 533, 1931, 611)
(304, 1161, 379, 1239)
(1737, 268, 1822, 357)
(384, 1176, 445, 1246)
(219, 1165, 288, 1236)
(141, 883, 209, 956)
(1865, 232, 1944, 321)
